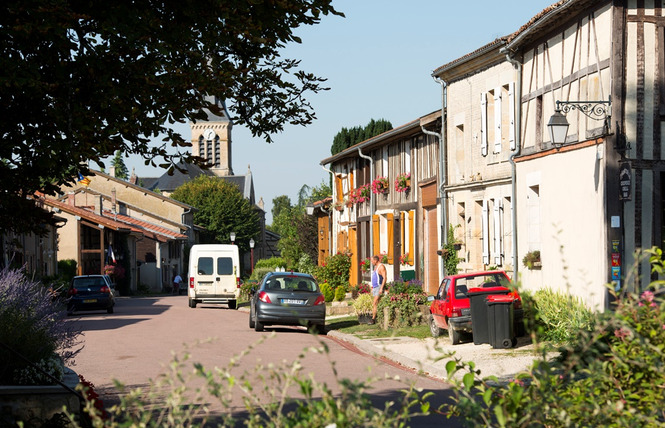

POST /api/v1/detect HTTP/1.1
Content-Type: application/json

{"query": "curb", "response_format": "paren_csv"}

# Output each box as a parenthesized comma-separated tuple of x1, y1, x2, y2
(326, 330, 448, 382)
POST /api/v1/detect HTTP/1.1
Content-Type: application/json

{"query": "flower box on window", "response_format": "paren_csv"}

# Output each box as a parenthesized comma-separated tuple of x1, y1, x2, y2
(394, 172, 411, 193)
(371, 176, 389, 194)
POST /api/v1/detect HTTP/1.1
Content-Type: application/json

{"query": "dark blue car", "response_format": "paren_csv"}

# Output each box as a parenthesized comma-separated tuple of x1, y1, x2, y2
(67, 275, 116, 315)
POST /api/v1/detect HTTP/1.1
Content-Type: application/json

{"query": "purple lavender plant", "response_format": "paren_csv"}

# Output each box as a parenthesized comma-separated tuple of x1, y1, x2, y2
(0, 266, 82, 385)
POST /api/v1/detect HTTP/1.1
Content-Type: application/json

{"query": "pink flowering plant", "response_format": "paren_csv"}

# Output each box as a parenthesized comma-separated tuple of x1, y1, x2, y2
(348, 184, 371, 204)
(394, 172, 411, 192)
(371, 176, 389, 194)
(441, 247, 665, 427)
(376, 280, 426, 328)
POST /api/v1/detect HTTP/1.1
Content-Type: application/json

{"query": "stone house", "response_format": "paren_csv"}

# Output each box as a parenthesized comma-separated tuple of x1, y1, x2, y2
(432, 38, 518, 280)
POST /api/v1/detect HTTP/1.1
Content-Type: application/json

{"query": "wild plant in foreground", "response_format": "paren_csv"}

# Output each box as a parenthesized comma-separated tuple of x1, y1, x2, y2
(70, 334, 431, 427)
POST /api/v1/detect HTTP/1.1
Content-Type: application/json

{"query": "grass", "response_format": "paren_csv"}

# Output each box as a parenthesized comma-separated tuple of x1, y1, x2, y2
(326, 315, 431, 339)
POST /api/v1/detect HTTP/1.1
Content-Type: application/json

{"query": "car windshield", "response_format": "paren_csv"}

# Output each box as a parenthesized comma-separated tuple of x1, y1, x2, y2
(265, 276, 318, 292)
(72, 277, 106, 290)
(457, 274, 510, 290)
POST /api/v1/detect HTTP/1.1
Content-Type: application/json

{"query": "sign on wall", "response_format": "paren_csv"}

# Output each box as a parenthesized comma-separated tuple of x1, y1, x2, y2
(619, 162, 631, 201)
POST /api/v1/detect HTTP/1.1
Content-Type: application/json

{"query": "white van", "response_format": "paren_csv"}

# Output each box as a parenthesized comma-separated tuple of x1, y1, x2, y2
(187, 244, 240, 309)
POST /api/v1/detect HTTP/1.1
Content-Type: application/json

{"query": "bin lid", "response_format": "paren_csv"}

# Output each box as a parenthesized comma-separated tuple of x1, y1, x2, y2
(486, 294, 514, 304)
(467, 286, 510, 296)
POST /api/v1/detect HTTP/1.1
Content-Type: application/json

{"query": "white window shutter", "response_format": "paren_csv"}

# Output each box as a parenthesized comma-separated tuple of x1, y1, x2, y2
(480, 92, 488, 157)
(494, 88, 502, 153)
(508, 82, 516, 151)
(493, 200, 503, 265)
(482, 200, 490, 265)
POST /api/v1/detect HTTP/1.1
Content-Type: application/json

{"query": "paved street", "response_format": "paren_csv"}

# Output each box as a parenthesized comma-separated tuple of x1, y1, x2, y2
(65, 295, 460, 426)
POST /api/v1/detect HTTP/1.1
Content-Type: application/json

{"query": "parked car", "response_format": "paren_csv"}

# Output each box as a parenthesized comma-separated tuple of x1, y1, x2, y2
(428, 270, 523, 344)
(188, 244, 240, 309)
(249, 271, 326, 334)
(67, 275, 116, 315)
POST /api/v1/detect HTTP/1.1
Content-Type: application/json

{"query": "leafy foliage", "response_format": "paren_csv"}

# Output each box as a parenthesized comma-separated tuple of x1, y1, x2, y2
(0, 267, 81, 385)
(254, 257, 287, 270)
(170, 176, 259, 252)
(442, 248, 665, 427)
(443, 224, 460, 275)
(352, 293, 374, 316)
(0, 0, 340, 234)
(330, 119, 393, 155)
(376, 279, 428, 328)
(316, 252, 351, 290)
(319, 283, 334, 303)
(110, 150, 129, 180)
(523, 287, 595, 343)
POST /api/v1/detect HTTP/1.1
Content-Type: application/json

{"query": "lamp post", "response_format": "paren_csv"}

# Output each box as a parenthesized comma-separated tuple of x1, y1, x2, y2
(230, 232, 236, 245)
(249, 238, 255, 275)
(547, 98, 611, 150)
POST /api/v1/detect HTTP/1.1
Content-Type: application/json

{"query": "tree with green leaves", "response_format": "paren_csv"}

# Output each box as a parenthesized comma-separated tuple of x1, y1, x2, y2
(0, 0, 341, 234)
(110, 151, 129, 180)
(170, 176, 259, 253)
(330, 119, 393, 155)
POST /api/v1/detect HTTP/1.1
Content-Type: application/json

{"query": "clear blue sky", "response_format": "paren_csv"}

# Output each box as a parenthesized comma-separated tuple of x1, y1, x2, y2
(122, 0, 555, 224)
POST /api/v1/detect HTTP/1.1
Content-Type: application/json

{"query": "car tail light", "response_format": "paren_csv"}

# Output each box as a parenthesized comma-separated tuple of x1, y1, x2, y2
(451, 308, 463, 317)
(258, 291, 272, 303)
(189, 277, 194, 288)
(236, 277, 242, 288)
(68, 288, 77, 296)
(100, 286, 110, 294)
(313, 295, 326, 306)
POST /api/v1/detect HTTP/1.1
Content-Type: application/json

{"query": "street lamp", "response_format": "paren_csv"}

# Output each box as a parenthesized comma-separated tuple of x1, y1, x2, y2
(230, 231, 236, 245)
(306, 204, 314, 216)
(547, 98, 611, 150)
(249, 238, 255, 274)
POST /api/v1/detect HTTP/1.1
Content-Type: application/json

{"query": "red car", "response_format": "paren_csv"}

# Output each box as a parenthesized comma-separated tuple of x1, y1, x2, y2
(428, 270, 523, 344)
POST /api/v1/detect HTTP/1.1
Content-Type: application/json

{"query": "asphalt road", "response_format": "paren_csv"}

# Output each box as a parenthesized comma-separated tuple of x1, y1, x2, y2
(65, 295, 462, 427)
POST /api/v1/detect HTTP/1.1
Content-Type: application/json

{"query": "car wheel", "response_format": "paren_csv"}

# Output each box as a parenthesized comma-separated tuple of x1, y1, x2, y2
(228, 300, 237, 310)
(254, 314, 264, 332)
(107, 306, 114, 314)
(448, 323, 461, 345)
(429, 315, 443, 337)
(249, 305, 256, 329)
(316, 324, 326, 335)
(189, 298, 197, 308)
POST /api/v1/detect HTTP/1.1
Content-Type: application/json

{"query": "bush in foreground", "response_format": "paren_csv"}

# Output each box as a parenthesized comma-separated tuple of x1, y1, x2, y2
(441, 247, 665, 427)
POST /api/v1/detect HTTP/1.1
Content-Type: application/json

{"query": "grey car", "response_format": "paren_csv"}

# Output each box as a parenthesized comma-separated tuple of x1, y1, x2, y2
(249, 272, 326, 334)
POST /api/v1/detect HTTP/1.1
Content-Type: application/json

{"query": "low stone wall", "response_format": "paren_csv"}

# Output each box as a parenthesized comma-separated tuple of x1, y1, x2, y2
(0, 368, 81, 427)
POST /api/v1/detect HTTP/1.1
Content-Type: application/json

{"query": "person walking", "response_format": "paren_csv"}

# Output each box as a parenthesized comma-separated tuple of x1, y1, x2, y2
(370, 255, 387, 324)
(173, 273, 183, 295)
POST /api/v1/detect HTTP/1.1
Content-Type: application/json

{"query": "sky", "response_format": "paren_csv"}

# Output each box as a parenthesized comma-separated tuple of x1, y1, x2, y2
(121, 0, 555, 224)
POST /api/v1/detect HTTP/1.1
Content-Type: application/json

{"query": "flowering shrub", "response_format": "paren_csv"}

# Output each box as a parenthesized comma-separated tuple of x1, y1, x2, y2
(349, 184, 371, 204)
(0, 267, 81, 385)
(315, 252, 351, 290)
(348, 282, 371, 298)
(394, 172, 411, 192)
(371, 176, 389, 194)
(380, 252, 389, 264)
(78, 374, 108, 420)
(12, 354, 64, 385)
(376, 280, 427, 328)
(104, 263, 125, 280)
(360, 257, 371, 273)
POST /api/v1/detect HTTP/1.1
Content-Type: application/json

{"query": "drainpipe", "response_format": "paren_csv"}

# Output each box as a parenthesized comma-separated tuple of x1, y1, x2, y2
(321, 164, 336, 256)
(502, 49, 522, 279)
(422, 76, 448, 276)
(357, 148, 374, 252)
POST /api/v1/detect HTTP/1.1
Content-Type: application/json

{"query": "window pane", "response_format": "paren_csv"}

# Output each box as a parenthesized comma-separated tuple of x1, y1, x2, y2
(217, 257, 234, 275)
(198, 257, 213, 275)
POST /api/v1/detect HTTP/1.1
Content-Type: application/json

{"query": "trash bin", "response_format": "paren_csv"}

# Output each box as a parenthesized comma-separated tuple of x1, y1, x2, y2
(487, 294, 516, 349)
(467, 287, 510, 345)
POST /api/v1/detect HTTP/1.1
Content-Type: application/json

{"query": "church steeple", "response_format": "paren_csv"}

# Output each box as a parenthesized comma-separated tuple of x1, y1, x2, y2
(190, 96, 233, 176)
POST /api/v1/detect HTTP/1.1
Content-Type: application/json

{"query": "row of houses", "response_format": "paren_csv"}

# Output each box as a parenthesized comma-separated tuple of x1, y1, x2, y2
(312, 0, 662, 310)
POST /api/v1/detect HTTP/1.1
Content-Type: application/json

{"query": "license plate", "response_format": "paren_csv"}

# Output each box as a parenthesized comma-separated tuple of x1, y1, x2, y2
(83, 299, 97, 303)
(282, 299, 304, 305)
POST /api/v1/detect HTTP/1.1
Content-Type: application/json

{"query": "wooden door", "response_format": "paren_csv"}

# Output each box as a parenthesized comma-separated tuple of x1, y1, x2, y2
(424, 207, 439, 295)
(348, 227, 358, 286)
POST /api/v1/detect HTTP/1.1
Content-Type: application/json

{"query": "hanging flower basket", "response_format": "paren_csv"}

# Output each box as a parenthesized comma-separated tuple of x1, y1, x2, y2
(371, 176, 389, 194)
(395, 172, 411, 193)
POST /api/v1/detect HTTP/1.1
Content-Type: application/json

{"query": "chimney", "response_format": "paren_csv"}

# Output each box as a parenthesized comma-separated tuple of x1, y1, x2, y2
(258, 197, 264, 211)
(109, 165, 116, 177)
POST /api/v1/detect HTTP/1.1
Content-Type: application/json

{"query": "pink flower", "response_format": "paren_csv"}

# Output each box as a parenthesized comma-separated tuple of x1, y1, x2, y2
(641, 290, 655, 303)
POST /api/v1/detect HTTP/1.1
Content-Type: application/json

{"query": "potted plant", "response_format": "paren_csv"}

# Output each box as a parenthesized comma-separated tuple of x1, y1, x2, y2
(360, 257, 371, 273)
(352, 292, 374, 324)
(399, 252, 410, 266)
(394, 172, 411, 192)
(371, 176, 389, 194)
(522, 250, 541, 269)
(358, 184, 371, 203)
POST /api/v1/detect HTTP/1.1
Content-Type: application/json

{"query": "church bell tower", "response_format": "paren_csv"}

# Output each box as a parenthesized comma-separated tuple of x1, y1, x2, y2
(190, 96, 233, 176)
